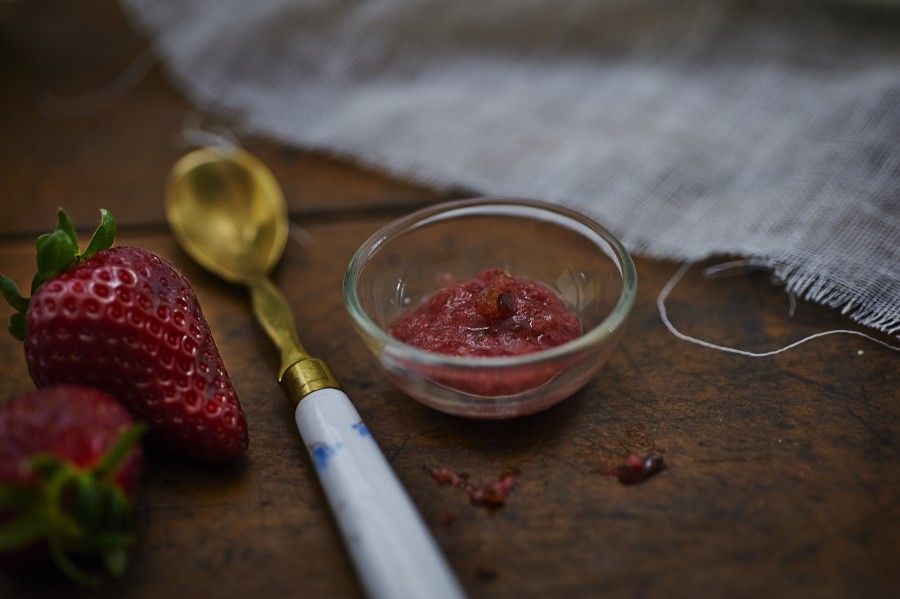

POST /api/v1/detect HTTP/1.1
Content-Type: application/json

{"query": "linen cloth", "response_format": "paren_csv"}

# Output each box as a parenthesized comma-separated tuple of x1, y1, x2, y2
(121, 0, 900, 337)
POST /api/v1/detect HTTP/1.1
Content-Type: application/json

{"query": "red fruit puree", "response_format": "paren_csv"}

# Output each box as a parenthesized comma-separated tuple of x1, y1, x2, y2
(390, 269, 581, 357)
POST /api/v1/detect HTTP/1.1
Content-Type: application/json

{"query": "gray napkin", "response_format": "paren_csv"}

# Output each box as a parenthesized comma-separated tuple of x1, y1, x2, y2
(122, 0, 900, 337)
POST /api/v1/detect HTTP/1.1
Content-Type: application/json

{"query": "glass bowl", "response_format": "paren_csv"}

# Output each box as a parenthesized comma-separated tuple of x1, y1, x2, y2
(343, 198, 636, 419)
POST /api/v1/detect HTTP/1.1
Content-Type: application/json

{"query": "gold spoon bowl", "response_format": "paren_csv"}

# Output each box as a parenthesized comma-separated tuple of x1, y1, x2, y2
(166, 146, 336, 394)
(166, 147, 286, 284)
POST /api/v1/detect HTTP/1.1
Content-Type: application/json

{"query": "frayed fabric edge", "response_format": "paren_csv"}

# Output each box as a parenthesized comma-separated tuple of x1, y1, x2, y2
(115, 7, 900, 340)
(769, 261, 900, 338)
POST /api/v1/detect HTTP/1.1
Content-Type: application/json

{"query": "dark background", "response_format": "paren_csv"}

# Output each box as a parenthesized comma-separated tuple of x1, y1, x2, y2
(0, 1, 897, 597)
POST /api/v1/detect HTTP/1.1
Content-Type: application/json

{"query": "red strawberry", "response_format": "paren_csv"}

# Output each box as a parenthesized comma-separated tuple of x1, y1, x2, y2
(0, 209, 248, 463)
(0, 386, 144, 585)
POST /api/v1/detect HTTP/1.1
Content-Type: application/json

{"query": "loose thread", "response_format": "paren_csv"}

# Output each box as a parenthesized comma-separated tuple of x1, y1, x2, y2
(701, 259, 799, 317)
(289, 224, 313, 247)
(701, 258, 764, 278)
(179, 114, 241, 150)
(39, 49, 157, 119)
(657, 262, 900, 356)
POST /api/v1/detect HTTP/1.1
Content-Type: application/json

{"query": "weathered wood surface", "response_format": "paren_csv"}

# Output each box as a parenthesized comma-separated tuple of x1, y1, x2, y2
(0, 1, 452, 237)
(0, 2, 897, 598)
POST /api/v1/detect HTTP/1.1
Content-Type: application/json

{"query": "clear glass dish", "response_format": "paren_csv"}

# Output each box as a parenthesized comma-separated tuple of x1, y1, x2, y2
(343, 198, 637, 419)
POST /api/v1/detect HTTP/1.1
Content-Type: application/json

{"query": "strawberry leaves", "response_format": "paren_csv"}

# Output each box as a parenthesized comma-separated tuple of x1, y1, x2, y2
(57, 209, 78, 246)
(0, 423, 144, 586)
(33, 229, 79, 294)
(32, 208, 116, 292)
(0, 208, 116, 341)
(83, 209, 116, 261)
(0, 275, 27, 340)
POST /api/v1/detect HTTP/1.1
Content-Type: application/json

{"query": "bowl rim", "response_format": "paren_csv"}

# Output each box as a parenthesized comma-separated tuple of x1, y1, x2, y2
(343, 197, 637, 368)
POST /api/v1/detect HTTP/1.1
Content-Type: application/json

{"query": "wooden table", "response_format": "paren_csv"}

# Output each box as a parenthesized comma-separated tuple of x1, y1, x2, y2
(1, 2, 897, 597)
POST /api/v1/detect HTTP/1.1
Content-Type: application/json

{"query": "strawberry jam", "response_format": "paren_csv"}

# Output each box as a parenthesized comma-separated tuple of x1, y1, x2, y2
(390, 269, 581, 357)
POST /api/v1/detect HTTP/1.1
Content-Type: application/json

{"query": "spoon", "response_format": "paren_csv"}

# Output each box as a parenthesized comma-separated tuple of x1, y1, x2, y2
(166, 146, 463, 599)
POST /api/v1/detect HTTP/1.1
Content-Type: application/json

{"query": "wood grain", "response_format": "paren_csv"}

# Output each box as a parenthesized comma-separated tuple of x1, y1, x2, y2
(0, 223, 897, 598)
(0, 1, 897, 598)
(0, 1, 453, 237)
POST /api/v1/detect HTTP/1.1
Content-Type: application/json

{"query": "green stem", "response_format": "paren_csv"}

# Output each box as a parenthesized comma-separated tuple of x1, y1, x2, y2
(49, 537, 99, 587)
(93, 424, 146, 481)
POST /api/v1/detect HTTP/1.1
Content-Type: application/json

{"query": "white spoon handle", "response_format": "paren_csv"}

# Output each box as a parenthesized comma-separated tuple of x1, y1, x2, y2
(295, 388, 465, 599)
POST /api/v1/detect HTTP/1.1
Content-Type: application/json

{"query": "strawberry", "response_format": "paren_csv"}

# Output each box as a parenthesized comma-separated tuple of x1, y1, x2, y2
(0, 386, 144, 585)
(0, 209, 248, 463)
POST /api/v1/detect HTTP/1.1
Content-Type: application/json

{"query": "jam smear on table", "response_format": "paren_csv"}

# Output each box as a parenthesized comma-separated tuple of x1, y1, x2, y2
(608, 453, 666, 485)
(390, 269, 581, 357)
(428, 465, 519, 508)
(439, 512, 457, 527)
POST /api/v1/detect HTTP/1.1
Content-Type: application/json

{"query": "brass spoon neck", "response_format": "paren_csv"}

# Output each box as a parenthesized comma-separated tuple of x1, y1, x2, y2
(280, 358, 341, 404)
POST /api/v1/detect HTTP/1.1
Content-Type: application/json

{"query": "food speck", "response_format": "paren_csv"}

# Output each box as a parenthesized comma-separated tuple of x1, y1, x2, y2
(427, 465, 518, 508)
(428, 466, 468, 488)
(467, 475, 516, 507)
(609, 453, 666, 485)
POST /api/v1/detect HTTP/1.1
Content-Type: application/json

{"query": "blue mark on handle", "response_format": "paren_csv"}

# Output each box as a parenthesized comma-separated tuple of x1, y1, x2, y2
(309, 443, 337, 471)
(352, 422, 371, 437)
